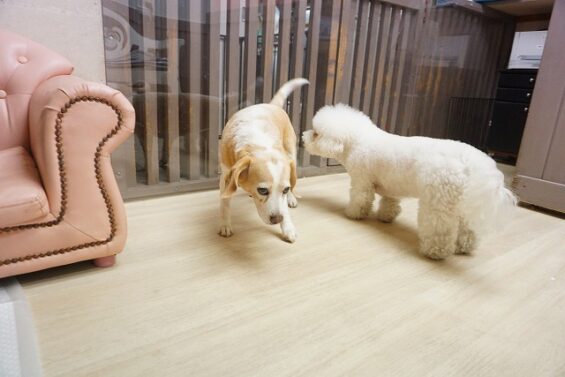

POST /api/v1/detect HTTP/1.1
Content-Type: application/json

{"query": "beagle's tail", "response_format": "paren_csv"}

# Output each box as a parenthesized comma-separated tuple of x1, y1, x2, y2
(270, 78, 309, 108)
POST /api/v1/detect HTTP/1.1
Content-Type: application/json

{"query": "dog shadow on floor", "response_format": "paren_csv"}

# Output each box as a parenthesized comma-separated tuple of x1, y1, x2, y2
(298, 195, 478, 267)
(299, 195, 479, 277)
(204, 201, 288, 267)
(298, 195, 422, 257)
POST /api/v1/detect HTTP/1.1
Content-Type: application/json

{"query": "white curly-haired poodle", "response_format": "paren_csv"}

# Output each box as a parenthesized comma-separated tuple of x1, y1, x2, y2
(302, 104, 516, 260)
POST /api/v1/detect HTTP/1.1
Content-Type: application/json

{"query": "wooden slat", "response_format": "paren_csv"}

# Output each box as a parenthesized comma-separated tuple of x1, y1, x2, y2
(396, 1, 427, 136)
(430, 6, 457, 139)
(351, 0, 371, 109)
(468, 17, 491, 99)
(142, 1, 160, 185)
(188, 1, 203, 180)
(312, 0, 342, 168)
(262, 0, 276, 102)
(207, 0, 221, 177)
(379, 5, 402, 131)
(361, 2, 382, 113)
(101, 0, 137, 191)
(439, 8, 467, 139)
(226, 0, 241, 118)
(300, 0, 322, 166)
(420, 7, 446, 137)
(388, 9, 412, 134)
(276, 0, 292, 92)
(244, 0, 259, 106)
(290, 0, 307, 137)
(165, 0, 180, 183)
(334, 0, 357, 104)
(451, 11, 472, 99)
(370, 3, 392, 126)
(459, 14, 481, 100)
(324, 0, 343, 107)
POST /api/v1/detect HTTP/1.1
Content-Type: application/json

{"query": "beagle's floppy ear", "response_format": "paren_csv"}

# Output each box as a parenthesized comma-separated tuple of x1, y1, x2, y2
(222, 156, 252, 198)
(290, 160, 297, 190)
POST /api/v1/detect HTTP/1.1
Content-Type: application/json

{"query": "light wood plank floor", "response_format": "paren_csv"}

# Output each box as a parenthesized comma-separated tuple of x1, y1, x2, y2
(20, 173, 565, 377)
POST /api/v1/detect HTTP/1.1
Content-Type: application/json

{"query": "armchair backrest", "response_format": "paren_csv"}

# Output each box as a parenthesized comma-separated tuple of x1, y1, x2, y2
(0, 30, 74, 150)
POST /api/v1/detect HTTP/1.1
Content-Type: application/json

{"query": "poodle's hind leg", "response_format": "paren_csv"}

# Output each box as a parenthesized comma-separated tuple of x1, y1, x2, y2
(417, 173, 465, 260)
(345, 178, 375, 220)
(455, 219, 478, 255)
(418, 206, 459, 260)
(376, 197, 401, 223)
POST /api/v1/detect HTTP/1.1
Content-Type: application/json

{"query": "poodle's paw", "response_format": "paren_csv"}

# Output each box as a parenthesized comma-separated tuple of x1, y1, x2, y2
(282, 228, 298, 243)
(218, 225, 233, 237)
(287, 192, 298, 208)
(376, 198, 401, 223)
(419, 245, 454, 260)
(376, 208, 400, 223)
(345, 206, 369, 220)
(455, 229, 477, 255)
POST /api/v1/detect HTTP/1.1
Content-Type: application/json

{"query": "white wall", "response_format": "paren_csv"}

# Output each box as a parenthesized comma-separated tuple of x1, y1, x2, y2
(0, 0, 106, 83)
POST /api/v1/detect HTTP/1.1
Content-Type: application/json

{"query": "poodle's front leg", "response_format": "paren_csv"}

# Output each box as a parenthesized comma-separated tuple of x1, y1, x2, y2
(345, 179, 375, 220)
(376, 197, 401, 223)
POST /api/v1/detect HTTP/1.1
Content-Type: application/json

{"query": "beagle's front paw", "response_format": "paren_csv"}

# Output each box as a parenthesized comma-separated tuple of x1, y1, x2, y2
(281, 222, 297, 243)
(287, 191, 298, 208)
(218, 225, 233, 237)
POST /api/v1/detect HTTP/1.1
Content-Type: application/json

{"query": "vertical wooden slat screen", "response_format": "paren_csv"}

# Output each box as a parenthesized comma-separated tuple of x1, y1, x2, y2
(141, 2, 160, 185)
(379, 6, 402, 131)
(188, 1, 203, 180)
(314, 0, 342, 167)
(276, 0, 292, 91)
(388, 10, 412, 134)
(165, 0, 180, 183)
(351, 0, 371, 109)
(289, 0, 307, 138)
(244, 0, 259, 106)
(334, 0, 357, 104)
(102, 0, 515, 199)
(300, 0, 322, 167)
(371, 4, 392, 126)
(362, 2, 382, 113)
(207, 1, 221, 178)
(226, 1, 241, 119)
(261, 0, 276, 102)
(101, 0, 137, 192)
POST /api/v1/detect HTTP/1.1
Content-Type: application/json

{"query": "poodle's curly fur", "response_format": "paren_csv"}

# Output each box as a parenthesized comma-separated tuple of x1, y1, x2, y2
(303, 104, 516, 260)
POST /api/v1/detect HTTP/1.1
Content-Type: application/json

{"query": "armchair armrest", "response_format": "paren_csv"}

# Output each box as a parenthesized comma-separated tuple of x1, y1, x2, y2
(28, 75, 135, 241)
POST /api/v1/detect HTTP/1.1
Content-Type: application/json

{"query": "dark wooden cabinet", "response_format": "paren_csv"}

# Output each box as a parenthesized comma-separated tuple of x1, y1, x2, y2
(487, 69, 537, 160)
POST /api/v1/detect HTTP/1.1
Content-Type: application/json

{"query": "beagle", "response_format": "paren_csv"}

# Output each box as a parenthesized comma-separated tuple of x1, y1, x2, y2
(218, 78, 309, 243)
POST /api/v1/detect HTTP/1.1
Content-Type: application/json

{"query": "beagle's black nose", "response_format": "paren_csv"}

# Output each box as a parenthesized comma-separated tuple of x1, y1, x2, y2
(269, 214, 283, 224)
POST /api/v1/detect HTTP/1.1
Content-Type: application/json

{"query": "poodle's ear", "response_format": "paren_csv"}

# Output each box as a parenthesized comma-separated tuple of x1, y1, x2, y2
(222, 156, 252, 198)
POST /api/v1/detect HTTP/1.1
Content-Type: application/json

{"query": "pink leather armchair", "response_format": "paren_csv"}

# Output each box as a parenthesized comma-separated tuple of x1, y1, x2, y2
(0, 30, 135, 278)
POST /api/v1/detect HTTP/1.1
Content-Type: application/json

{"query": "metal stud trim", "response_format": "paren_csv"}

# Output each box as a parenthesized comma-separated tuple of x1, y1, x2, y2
(0, 96, 123, 266)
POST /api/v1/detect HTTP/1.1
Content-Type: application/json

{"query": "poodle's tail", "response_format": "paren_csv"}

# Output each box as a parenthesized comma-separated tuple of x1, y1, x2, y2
(270, 78, 309, 108)
(460, 166, 517, 234)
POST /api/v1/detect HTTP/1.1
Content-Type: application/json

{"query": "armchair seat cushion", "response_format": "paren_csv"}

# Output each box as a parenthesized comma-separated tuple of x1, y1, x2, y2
(0, 147, 50, 228)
